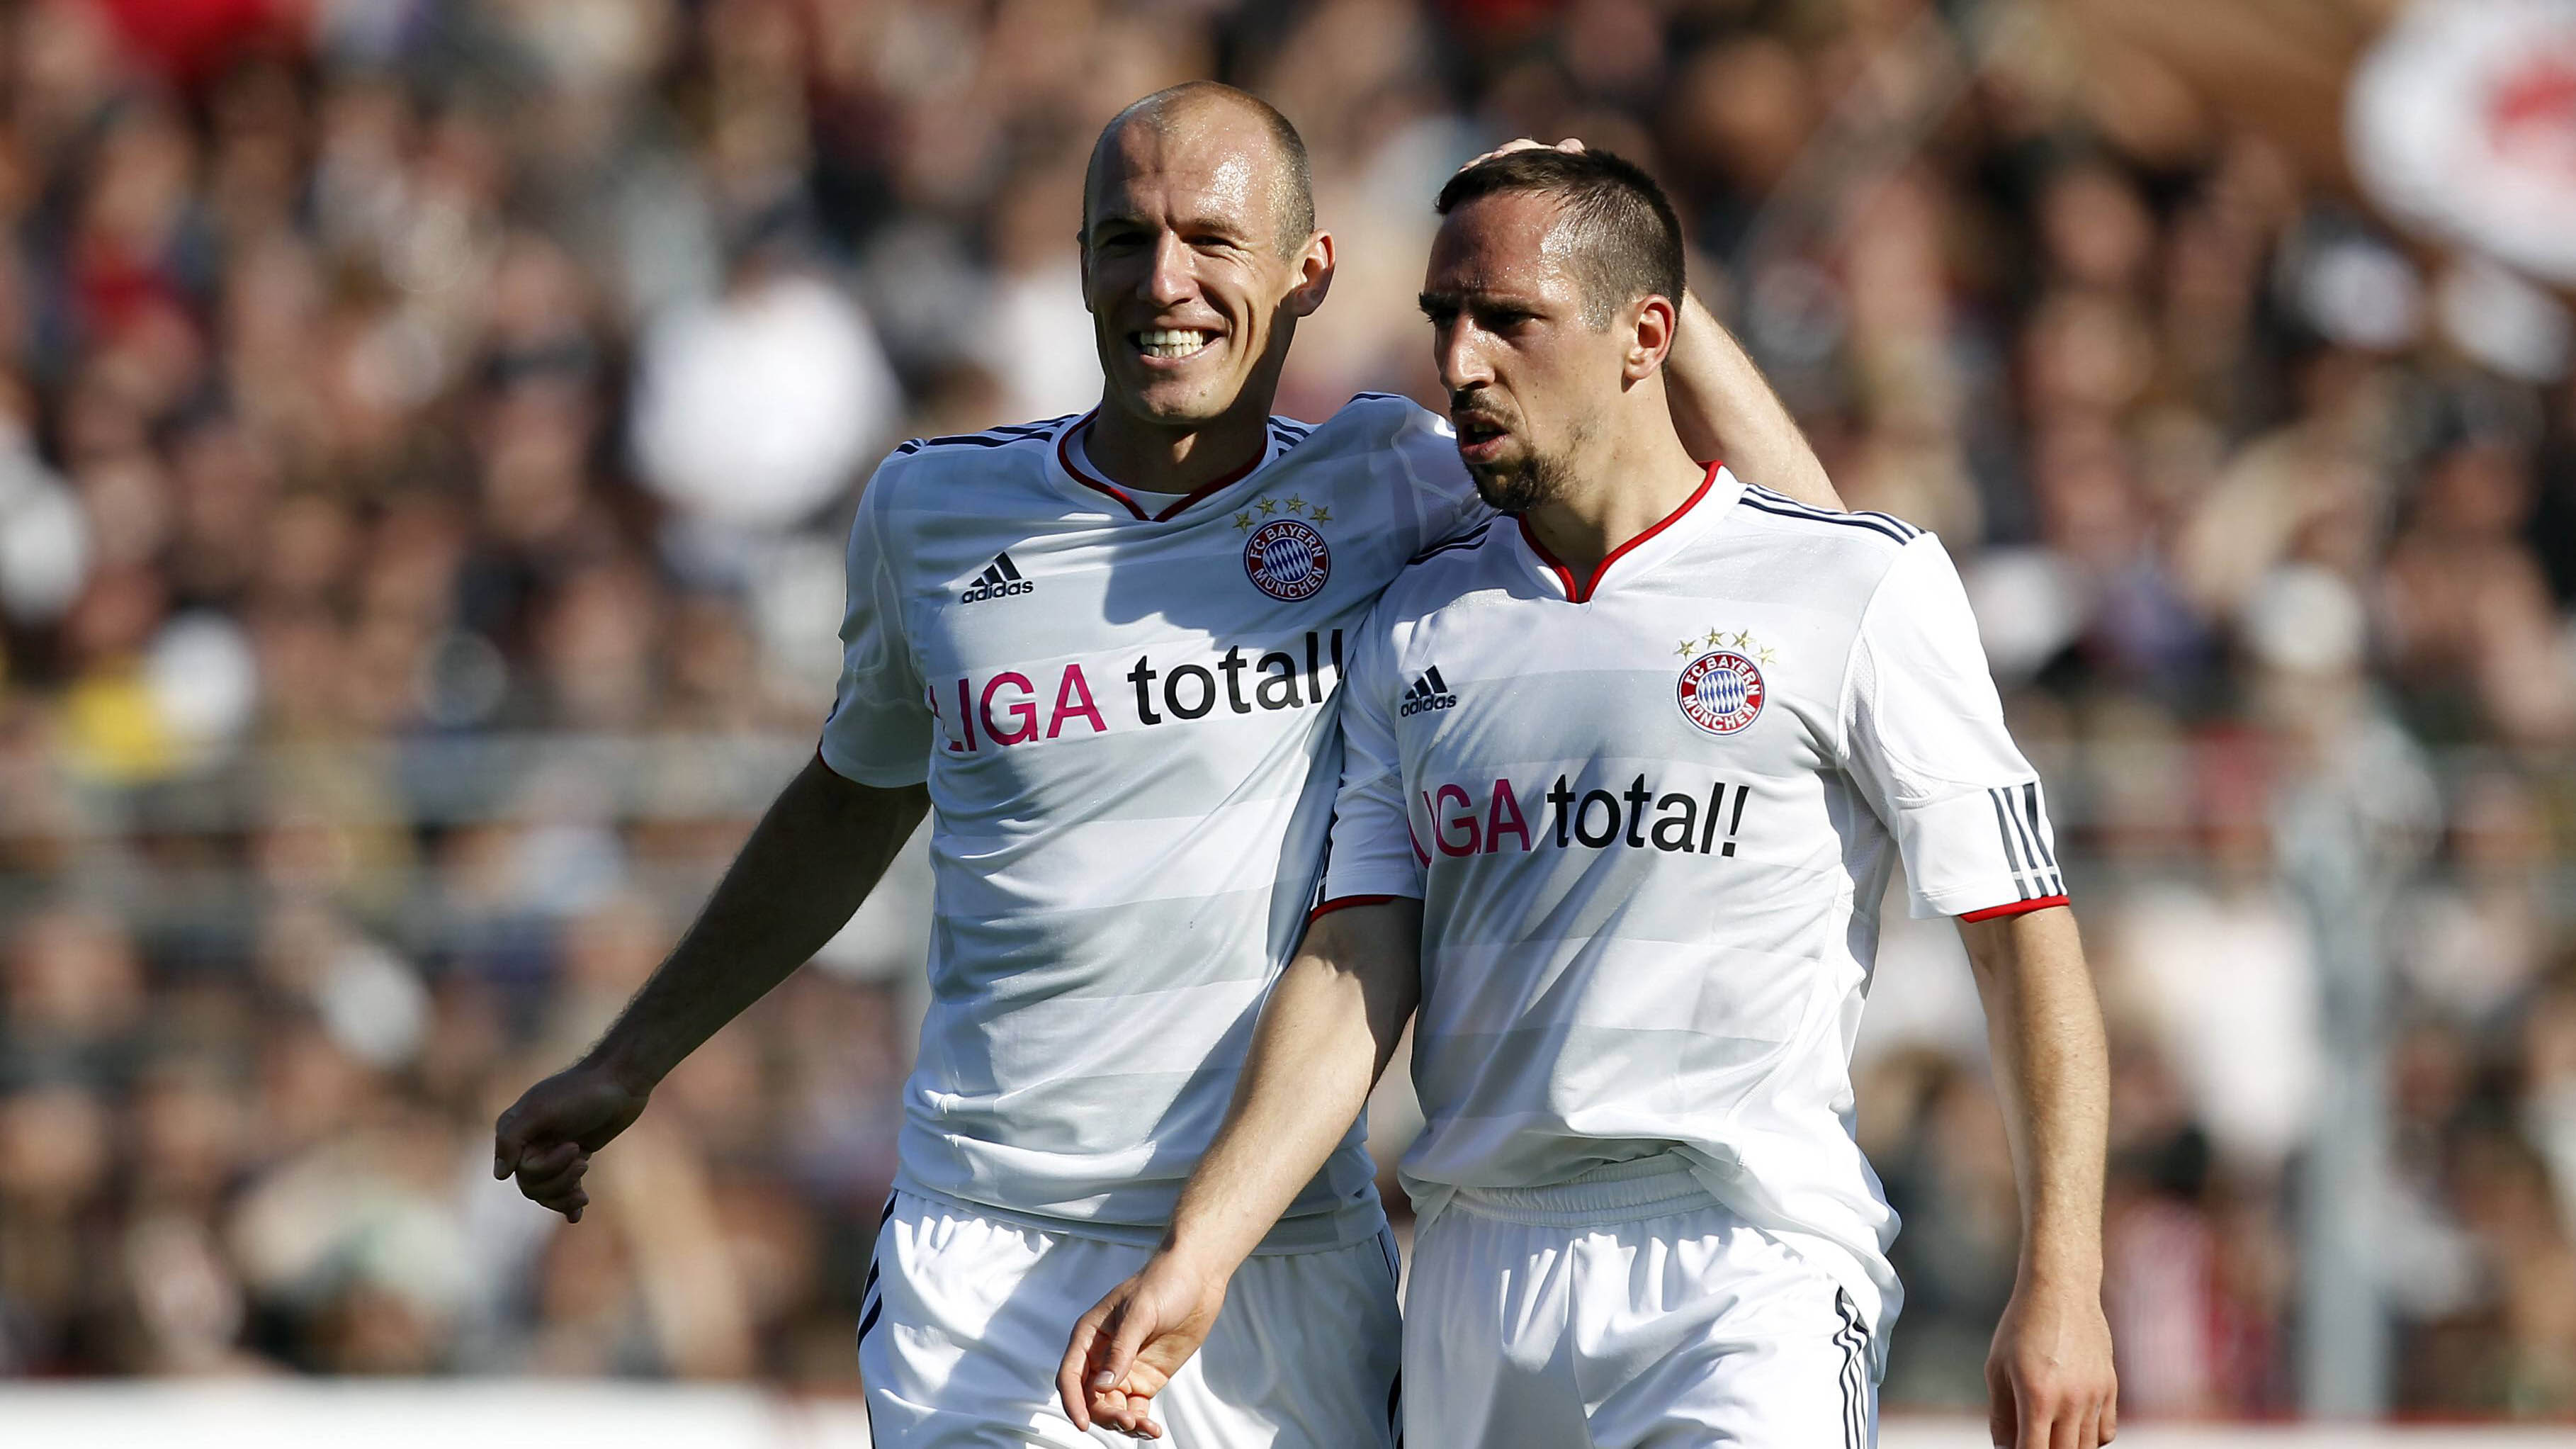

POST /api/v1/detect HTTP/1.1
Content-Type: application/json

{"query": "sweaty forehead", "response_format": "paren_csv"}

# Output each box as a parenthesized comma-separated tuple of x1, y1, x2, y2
(1088, 116, 1273, 230)
(1426, 192, 1580, 298)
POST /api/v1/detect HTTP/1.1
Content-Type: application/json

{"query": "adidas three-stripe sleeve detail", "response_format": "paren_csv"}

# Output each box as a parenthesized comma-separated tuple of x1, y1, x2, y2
(1839, 537, 2064, 919)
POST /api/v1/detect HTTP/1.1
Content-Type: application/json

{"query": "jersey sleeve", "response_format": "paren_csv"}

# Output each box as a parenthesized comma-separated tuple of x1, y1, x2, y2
(1840, 536, 2067, 920)
(818, 461, 934, 786)
(1382, 395, 1497, 551)
(1313, 602, 1424, 917)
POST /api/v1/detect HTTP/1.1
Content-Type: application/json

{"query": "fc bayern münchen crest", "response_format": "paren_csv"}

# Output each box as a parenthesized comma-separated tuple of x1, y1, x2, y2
(1244, 518, 1331, 601)
(1678, 649, 1765, 734)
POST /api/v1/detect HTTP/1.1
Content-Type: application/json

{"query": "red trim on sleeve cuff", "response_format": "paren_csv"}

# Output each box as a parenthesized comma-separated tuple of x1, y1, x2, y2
(1308, 894, 1411, 924)
(1959, 894, 2069, 923)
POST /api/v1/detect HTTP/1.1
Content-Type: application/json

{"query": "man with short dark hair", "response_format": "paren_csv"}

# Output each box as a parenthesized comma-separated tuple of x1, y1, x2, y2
(1434, 145, 1686, 329)
(496, 88, 1841, 1447)
(1062, 146, 2117, 1449)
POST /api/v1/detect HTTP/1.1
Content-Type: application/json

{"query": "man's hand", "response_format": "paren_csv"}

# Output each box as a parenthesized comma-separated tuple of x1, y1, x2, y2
(492, 1061, 650, 1222)
(1056, 1253, 1231, 1439)
(1986, 1280, 2118, 1448)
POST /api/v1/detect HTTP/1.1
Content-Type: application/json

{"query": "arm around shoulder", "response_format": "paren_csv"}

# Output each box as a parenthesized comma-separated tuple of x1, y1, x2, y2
(1662, 292, 1841, 509)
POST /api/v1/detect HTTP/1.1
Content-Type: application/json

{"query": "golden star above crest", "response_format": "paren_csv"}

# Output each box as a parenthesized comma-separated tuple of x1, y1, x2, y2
(1285, 496, 1306, 514)
(1233, 512, 1255, 531)
(1309, 504, 1332, 523)
(1258, 498, 1279, 516)
(1693, 627, 1770, 658)
(1677, 639, 1699, 657)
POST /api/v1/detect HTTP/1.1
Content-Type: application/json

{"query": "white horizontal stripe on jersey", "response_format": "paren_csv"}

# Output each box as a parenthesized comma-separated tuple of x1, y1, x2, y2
(1406, 1022, 1796, 1137)
(924, 887, 1283, 1006)
(916, 974, 1272, 1098)
(927, 794, 1316, 915)
(1413, 935, 1836, 1046)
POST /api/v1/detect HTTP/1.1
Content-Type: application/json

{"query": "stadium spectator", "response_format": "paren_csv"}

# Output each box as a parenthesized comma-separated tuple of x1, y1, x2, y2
(0, 0, 2571, 1421)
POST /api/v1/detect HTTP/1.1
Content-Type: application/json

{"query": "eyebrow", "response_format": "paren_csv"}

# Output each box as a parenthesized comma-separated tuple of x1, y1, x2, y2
(1419, 287, 1541, 315)
(1087, 209, 1259, 243)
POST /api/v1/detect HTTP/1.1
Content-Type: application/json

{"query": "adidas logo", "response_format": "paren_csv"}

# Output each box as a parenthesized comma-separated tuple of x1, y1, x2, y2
(1399, 666, 1458, 717)
(959, 553, 1035, 604)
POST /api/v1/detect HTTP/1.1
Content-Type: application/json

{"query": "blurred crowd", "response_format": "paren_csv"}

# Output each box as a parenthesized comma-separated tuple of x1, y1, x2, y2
(1, 0, 2575, 1421)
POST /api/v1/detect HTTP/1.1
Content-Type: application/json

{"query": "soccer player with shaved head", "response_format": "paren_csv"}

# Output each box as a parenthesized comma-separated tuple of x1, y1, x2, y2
(1063, 148, 2118, 1449)
(495, 82, 1839, 1447)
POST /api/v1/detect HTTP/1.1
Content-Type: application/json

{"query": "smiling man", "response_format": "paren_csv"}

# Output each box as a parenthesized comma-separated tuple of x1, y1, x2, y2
(495, 86, 1838, 1448)
(1062, 147, 2118, 1449)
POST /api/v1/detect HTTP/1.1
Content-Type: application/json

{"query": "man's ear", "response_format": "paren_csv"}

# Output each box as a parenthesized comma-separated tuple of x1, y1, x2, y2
(1626, 293, 1677, 380)
(1287, 230, 1337, 318)
(1076, 230, 1093, 309)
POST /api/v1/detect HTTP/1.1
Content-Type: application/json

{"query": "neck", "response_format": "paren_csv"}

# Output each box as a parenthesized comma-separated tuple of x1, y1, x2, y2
(1085, 394, 1274, 495)
(1520, 391, 1711, 575)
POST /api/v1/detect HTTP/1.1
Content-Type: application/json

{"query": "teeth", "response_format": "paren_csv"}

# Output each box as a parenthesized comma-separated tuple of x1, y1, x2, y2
(1136, 328, 1213, 359)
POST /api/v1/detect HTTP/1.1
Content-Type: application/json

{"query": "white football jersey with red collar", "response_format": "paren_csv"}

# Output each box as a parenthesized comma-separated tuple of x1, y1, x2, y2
(823, 395, 1486, 1251)
(1316, 463, 2067, 1342)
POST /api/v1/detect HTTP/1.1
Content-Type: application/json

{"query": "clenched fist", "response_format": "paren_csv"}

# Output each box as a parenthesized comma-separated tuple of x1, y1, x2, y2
(492, 1061, 650, 1223)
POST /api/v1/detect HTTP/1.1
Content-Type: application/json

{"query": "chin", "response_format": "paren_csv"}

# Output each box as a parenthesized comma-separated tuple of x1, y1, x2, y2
(1124, 376, 1243, 426)
(1471, 458, 1557, 514)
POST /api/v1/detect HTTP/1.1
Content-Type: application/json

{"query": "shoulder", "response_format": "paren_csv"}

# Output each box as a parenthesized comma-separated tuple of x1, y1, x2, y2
(1311, 391, 1435, 437)
(1727, 481, 1931, 600)
(1700, 479, 1937, 626)
(1292, 392, 1454, 463)
(1265, 412, 1318, 454)
(881, 415, 1076, 477)
(1374, 516, 1507, 623)
(855, 415, 1074, 548)
(1732, 482, 1924, 550)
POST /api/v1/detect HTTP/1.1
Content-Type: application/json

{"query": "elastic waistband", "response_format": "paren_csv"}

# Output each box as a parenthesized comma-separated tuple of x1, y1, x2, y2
(1445, 1154, 1717, 1228)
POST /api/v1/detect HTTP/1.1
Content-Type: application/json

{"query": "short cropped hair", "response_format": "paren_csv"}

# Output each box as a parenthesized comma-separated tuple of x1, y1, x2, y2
(1434, 147, 1684, 327)
(1088, 82, 1315, 256)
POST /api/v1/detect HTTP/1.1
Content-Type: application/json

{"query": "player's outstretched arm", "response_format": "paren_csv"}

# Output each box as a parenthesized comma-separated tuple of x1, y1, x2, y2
(1058, 898, 1423, 1440)
(1662, 289, 1841, 509)
(1958, 906, 2118, 1449)
(493, 757, 929, 1221)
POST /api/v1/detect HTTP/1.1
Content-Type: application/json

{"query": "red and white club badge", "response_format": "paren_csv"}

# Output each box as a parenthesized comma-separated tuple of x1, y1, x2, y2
(1678, 648, 1766, 735)
(1245, 518, 1332, 601)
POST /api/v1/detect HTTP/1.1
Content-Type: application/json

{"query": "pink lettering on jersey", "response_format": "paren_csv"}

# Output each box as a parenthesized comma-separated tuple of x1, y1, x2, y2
(1431, 784, 1480, 857)
(1047, 665, 1107, 738)
(982, 672, 1039, 745)
(1485, 779, 1531, 853)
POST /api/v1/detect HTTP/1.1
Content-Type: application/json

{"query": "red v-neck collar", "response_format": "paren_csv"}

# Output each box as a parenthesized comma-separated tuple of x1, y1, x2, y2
(1515, 461, 1722, 604)
(1056, 412, 1270, 522)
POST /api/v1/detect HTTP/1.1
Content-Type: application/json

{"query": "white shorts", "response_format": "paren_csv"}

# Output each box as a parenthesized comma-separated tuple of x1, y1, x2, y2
(1405, 1158, 1878, 1449)
(859, 1190, 1403, 1448)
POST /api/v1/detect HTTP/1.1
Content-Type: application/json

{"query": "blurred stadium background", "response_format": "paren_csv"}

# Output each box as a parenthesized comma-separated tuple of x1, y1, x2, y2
(3, 0, 2576, 1440)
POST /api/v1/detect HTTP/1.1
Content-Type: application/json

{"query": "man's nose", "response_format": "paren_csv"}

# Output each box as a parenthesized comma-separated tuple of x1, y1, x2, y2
(1142, 231, 1194, 308)
(1435, 323, 1492, 393)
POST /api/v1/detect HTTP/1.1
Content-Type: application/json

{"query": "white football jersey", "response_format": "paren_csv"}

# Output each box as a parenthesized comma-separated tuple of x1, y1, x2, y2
(1316, 466, 2067, 1339)
(823, 396, 1486, 1251)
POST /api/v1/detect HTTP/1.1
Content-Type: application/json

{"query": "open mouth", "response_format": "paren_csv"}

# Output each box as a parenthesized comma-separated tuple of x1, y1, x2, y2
(1133, 327, 1218, 361)
(1454, 415, 1512, 459)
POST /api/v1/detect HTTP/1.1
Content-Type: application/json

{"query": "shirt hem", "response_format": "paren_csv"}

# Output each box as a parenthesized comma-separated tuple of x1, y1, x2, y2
(1957, 893, 2069, 923)
(891, 1173, 1388, 1258)
(815, 740, 930, 789)
(1308, 893, 1414, 923)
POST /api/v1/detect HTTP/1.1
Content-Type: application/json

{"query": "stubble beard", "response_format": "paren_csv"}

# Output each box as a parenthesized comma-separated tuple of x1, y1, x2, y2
(1471, 448, 1573, 514)
(1468, 411, 1595, 514)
